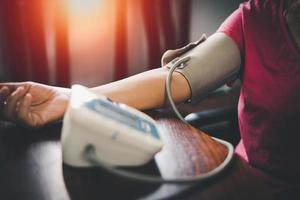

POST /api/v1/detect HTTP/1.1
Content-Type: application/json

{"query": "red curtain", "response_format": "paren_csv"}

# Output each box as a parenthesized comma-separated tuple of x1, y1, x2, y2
(177, 0, 192, 47)
(114, 0, 129, 80)
(0, 0, 70, 87)
(113, 0, 192, 77)
(0, 0, 49, 83)
(0, 0, 192, 84)
(141, 0, 192, 69)
(140, 0, 162, 70)
(55, 1, 71, 87)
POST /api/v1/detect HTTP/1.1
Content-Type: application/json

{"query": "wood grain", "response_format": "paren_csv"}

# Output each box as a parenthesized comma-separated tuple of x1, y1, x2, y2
(151, 111, 228, 177)
(0, 111, 289, 200)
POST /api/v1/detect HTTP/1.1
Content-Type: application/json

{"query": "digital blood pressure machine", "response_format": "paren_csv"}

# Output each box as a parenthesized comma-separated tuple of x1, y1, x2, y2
(62, 85, 163, 167)
(61, 35, 236, 184)
(62, 80, 234, 184)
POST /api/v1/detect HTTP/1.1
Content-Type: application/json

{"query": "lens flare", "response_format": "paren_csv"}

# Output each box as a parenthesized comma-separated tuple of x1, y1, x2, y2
(68, 0, 103, 15)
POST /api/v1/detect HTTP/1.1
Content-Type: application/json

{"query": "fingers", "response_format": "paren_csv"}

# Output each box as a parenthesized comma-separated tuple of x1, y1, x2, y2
(161, 34, 207, 66)
(0, 86, 10, 106)
(0, 87, 11, 120)
(0, 83, 19, 92)
(2, 87, 27, 121)
(18, 93, 33, 126)
(0, 82, 32, 95)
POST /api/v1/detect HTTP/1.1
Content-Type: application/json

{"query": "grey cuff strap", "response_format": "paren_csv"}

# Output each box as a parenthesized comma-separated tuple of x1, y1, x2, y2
(175, 67, 239, 103)
(164, 62, 239, 103)
(165, 34, 241, 103)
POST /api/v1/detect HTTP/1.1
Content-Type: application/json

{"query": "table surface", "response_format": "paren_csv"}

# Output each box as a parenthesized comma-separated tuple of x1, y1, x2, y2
(0, 109, 280, 200)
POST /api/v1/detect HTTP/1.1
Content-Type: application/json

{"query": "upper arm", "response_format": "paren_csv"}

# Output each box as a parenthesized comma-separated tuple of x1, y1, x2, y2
(175, 5, 244, 102)
(175, 32, 242, 102)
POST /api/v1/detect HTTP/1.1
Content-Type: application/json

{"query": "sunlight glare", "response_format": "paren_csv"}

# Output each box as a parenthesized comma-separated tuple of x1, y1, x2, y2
(69, 0, 103, 15)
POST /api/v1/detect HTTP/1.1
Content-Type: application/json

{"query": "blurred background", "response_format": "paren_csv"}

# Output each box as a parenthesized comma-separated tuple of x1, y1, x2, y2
(0, 0, 244, 87)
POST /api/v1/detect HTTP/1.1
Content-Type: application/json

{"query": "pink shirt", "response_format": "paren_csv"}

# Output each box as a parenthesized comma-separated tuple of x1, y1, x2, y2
(218, 0, 300, 183)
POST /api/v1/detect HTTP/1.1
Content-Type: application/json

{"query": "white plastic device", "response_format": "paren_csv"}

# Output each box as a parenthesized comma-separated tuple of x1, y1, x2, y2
(61, 85, 163, 167)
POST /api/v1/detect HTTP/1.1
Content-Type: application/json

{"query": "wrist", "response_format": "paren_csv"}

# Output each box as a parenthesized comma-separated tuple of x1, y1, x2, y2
(58, 87, 71, 100)
(55, 87, 71, 118)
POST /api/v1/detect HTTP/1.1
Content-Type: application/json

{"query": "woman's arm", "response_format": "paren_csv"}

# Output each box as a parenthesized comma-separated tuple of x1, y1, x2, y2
(0, 33, 241, 128)
(89, 32, 241, 109)
(89, 68, 190, 110)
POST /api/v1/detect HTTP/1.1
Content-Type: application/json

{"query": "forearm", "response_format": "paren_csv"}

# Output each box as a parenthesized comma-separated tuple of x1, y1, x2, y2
(89, 68, 191, 110)
(57, 33, 240, 113)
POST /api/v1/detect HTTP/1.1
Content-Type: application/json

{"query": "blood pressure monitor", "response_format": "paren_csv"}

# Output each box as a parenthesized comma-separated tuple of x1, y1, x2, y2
(61, 85, 163, 167)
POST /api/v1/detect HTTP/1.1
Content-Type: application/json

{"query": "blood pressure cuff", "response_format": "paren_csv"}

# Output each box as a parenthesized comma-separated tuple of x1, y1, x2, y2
(174, 63, 239, 103)
(162, 34, 240, 103)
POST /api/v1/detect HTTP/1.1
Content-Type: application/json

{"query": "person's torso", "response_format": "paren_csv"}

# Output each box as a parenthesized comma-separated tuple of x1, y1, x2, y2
(238, 0, 300, 181)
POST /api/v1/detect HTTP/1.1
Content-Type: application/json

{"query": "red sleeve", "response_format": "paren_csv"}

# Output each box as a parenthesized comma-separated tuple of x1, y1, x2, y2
(217, 6, 245, 57)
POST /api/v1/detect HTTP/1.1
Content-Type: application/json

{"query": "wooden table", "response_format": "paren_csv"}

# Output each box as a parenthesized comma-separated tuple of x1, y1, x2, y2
(0, 110, 279, 200)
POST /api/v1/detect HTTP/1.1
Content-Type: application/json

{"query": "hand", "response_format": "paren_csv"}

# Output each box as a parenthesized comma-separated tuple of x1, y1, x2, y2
(0, 82, 70, 128)
(161, 34, 206, 67)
